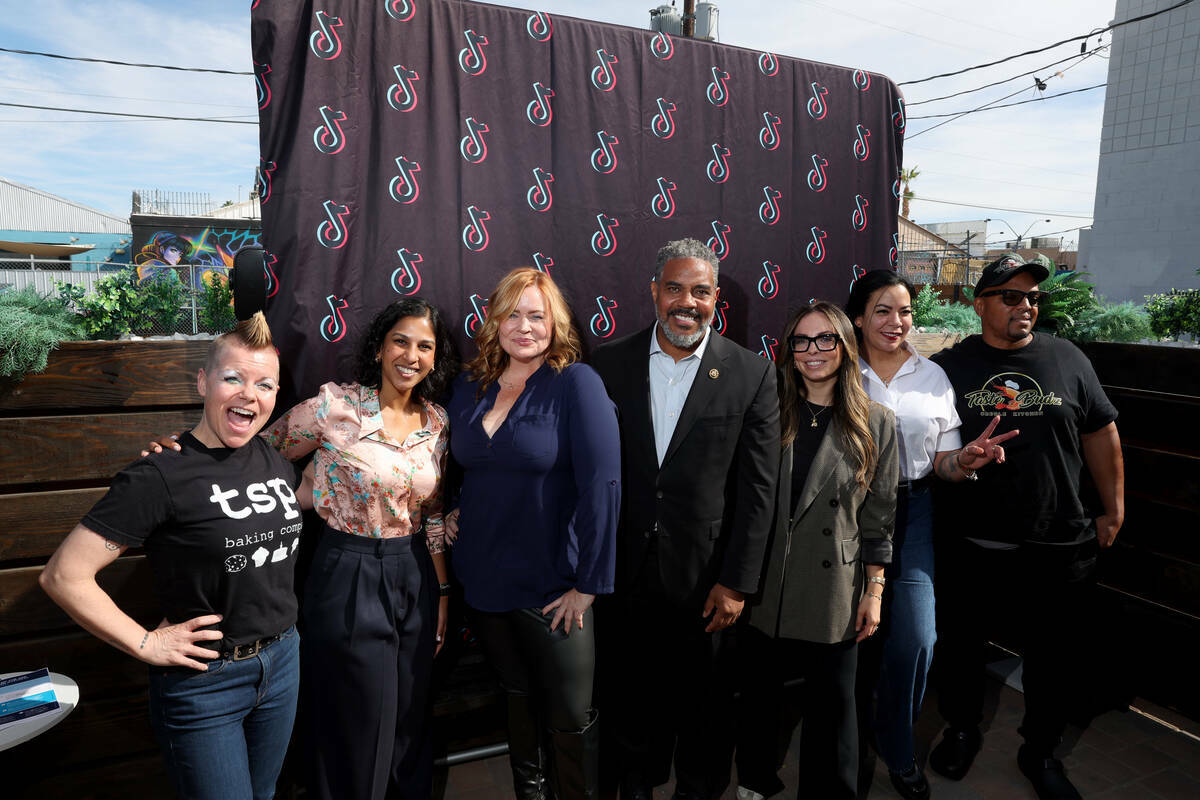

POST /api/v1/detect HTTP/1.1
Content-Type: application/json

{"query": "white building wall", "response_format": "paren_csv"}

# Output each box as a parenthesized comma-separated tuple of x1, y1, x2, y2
(922, 220, 992, 258)
(1081, 0, 1200, 302)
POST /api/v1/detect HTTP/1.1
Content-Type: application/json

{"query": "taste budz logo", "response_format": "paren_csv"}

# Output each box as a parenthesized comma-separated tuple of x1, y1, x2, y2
(964, 372, 1062, 415)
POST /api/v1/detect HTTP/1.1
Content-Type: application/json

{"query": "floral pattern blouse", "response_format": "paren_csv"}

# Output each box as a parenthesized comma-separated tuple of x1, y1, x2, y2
(264, 382, 447, 551)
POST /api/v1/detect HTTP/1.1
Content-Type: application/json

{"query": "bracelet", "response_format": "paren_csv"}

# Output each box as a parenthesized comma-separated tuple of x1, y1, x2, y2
(956, 452, 978, 480)
(868, 576, 886, 586)
(438, 582, 452, 597)
(866, 592, 882, 600)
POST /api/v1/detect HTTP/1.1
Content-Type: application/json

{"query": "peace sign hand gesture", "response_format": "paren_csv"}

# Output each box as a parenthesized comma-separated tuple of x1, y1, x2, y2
(957, 414, 1019, 473)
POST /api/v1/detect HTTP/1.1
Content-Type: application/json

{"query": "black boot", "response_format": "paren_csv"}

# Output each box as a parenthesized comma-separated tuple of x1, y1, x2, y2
(550, 710, 600, 800)
(507, 691, 550, 800)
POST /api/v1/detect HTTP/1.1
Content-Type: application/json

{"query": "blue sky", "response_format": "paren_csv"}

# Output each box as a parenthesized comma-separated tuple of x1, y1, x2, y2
(0, 0, 1116, 248)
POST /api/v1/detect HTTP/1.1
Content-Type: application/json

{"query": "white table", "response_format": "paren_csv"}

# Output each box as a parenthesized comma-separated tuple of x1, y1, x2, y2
(0, 672, 79, 752)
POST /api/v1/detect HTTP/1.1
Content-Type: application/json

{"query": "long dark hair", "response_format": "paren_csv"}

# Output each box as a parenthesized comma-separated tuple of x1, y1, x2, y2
(776, 302, 878, 488)
(844, 269, 916, 342)
(353, 298, 460, 404)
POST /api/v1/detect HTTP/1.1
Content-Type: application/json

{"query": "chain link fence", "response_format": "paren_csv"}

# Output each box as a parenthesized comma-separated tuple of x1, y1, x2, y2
(0, 261, 234, 338)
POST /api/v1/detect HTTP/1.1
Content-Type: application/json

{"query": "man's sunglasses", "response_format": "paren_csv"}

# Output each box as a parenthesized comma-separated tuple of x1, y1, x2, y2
(976, 289, 1051, 307)
(788, 333, 841, 352)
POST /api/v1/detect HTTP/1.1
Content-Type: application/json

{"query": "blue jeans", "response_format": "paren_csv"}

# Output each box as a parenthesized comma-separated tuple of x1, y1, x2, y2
(149, 626, 300, 800)
(874, 487, 936, 773)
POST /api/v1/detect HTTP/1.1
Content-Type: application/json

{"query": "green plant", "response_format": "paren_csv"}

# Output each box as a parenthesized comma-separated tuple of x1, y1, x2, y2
(62, 267, 187, 339)
(1062, 302, 1153, 343)
(1035, 270, 1099, 333)
(1144, 289, 1200, 339)
(0, 287, 83, 378)
(913, 284, 981, 334)
(198, 272, 236, 333)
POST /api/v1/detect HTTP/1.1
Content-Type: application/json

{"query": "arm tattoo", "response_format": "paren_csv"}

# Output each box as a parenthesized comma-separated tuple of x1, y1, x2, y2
(104, 539, 120, 551)
(936, 453, 960, 481)
(139, 632, 149, 650)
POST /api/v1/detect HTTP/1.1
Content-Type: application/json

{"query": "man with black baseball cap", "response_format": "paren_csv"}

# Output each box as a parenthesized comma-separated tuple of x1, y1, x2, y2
(925, 254, 1124, 800)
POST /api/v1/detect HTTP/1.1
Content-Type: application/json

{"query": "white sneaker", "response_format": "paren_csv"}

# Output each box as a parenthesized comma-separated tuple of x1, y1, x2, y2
(736, 788, 765, 800)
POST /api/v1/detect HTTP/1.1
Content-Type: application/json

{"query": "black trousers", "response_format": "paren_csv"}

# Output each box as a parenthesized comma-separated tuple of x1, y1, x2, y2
(934, 536, 1098, 753)
(736, 627, 859, 800)
(470, 605, 596, 732)
(301, 528, 436, 800)
(604, 545, 732, 798)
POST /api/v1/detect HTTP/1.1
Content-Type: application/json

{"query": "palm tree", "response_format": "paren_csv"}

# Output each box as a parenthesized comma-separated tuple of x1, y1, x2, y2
(900, 165, 920, 218)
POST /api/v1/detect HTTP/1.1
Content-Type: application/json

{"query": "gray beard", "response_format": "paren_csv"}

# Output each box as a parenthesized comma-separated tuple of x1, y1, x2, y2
(656, 316, 709, 350)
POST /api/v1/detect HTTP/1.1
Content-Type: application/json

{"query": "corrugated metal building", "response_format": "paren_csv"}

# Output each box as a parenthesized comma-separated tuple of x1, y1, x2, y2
(0, 177, 132, 267)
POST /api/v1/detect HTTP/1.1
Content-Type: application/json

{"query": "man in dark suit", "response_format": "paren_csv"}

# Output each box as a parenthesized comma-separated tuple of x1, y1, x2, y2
(591, 238, 780, 800)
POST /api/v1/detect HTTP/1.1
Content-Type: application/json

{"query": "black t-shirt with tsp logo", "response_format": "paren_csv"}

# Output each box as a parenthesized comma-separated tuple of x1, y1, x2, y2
(83, 432, 304, 654)
(931, 334, 1118, 545)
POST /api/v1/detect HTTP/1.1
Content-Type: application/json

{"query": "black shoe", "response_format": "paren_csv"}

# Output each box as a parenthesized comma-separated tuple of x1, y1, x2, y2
(929, 727, 982, 781)
(888, 764, 931, 800)
(1017, 745, 1081, 800)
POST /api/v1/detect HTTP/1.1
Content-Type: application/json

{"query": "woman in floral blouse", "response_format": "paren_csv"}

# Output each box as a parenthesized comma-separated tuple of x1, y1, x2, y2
(265, 296, 459, 800)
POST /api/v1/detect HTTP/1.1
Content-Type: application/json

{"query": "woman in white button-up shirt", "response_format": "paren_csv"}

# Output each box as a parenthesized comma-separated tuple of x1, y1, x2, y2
(845, 271, 1016, 800)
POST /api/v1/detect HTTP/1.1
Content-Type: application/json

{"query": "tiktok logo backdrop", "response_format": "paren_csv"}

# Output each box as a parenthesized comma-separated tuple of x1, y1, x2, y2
(252, 0, 903, 406)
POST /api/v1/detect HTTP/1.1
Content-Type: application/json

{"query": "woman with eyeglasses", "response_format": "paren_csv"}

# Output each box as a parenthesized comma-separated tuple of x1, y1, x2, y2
(843, 270, 1016, 800)
(735, 301, 898, 800)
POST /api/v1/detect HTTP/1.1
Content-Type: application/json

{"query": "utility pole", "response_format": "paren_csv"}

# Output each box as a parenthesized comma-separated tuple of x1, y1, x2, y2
(683, 0, 696, 38)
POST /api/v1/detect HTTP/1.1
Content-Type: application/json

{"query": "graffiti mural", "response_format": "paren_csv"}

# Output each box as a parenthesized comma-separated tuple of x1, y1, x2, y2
(130, 217, 262, 289)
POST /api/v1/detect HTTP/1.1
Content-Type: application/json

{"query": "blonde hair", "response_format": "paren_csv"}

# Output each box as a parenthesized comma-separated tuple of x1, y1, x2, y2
(777, 302, 878, 488)
(467, 268, 580, 393)
(206, 312, 275, 372)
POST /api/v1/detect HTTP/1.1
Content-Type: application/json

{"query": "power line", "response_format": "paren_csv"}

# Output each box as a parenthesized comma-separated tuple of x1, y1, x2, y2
(0, 101, 258, 124)
(909, 84, 1106, 120)
(915, 197, 1094, 218)
(906, 47, 1107, 107)
(904, 83, 1038, 140)
(906, 144, 1095, 179)
(898, 0, 1194, 86)
(0, 45, 253, 75)
(0, 82, 251, 109)
(795, 0, 976, 54)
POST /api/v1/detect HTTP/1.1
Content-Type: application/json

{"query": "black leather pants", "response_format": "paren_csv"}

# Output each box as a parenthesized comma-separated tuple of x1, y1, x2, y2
(471, 605, 598, 800)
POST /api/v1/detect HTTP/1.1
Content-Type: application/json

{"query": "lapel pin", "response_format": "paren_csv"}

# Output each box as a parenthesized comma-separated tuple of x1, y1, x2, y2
(709, 368, 720, 379)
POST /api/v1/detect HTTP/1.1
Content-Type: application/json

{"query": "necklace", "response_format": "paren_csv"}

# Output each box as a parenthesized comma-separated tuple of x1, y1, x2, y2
(804, 400, 830, 428)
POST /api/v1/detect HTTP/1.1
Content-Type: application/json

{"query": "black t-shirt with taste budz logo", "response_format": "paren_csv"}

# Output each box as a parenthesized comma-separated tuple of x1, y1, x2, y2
(931, 334, 1118, 545)
(83, 432, 304, 655)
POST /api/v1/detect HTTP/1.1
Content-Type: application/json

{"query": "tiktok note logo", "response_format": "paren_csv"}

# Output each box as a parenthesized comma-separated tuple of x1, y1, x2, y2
(591, 213, 619, 257)
(806, 154, 828, 192)
(889, 232, 900, 267)
(851, 195, 869, 232)
(458, 29, 489, 76)
(806, 226, 827, 264)
(590, 131, 619, 174)
(591, 48, 618, 92)
(892, 97, 906, 133)
(807, 82, 828, 120)
(309, 10, 344, 60)
(320, 294, 349, 343)
(313, 105, 347, 155)
(256, 158, 276, 205)
(526, 12, 553, 42)
(317, 200, 350, 250)
(459, 117, 490, 164)
(651, 177, 677, 219)
(263, 252, 279, 298)
(389, 155, 421, 205)
(759, 187, 782, 226)
(759, 112, 781, 151)
(463, 293, 489, 338)
(758, 334, 779, 360)
(849, 263, 866, 293)
(650, 31, 674, 60)
(526, 167, 555, 213)
(391, 248, 422, 296)
(533, 252, 554, 275)
(707, 220, 731, 261)
(852, 69, 872, 91)
(706, 66, 730, 107)
(385, 0, 415, 22)
(254, 62, 271, 110)
(712, 299, 729, 335)
(706, 143, 731, 183)
(527, 82, 554, 126)
(589, 296, 619, 339)
(853, 124, 871, 161)
(387, 65, 420, 112)
(757, 261, 781, 300)
(651, 97, 677, 139)
(758, 52, 779, 77)
(462, 205, 491, 252)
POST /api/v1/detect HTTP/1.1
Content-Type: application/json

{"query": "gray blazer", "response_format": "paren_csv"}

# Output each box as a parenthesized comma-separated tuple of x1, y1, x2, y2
(747, 402, 898, 644)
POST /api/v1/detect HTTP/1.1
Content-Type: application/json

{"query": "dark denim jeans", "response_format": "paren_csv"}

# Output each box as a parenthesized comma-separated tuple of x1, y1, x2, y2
(148, 626, 299, 800)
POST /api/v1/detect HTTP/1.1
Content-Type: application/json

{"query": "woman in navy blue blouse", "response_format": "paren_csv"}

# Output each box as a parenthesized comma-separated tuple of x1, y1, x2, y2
(446, 267, 621, 800)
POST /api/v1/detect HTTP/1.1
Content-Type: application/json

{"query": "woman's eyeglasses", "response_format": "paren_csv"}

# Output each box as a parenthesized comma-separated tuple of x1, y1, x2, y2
(788, 333, 841, 352)
(976, 289, 1050, 306)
